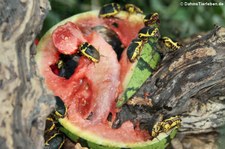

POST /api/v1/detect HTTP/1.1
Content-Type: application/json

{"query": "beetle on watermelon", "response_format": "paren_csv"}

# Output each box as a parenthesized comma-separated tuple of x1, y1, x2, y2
(43, 96, 68, 148)
(36, 5, 181, 149)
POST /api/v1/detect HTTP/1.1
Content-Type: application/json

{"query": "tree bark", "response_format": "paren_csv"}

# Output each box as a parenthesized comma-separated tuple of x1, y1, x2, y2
(1, 0, 225, 149)
(0, 0, 51, 149)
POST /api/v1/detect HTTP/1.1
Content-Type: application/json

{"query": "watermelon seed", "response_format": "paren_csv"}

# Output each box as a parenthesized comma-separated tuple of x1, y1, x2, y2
(107, 112, 113, 122)
(111, 22, 119, 28)
(112, 118, 121, 129)
(86, 112, 93, 120)
(91, 25, 124, 60)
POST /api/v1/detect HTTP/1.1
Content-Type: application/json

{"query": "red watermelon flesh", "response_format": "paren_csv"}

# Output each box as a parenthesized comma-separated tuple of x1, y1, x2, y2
(36, 12, 152, 143)
(52, 22, 86, 55)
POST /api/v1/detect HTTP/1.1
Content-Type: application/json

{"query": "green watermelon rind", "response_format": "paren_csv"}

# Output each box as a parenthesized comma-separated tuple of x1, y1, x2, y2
(59, 118, 177, 149)
(116, 43, 161, 107)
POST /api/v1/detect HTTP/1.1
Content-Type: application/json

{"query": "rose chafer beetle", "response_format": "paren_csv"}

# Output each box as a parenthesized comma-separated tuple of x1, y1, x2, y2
(127, 38, 144, 62)
(54, 96, 67, 119)
(124, 3, 143, 14)
(161, 116, 181, 132)
(45, 133, 65, 149)
(99, 3, 121, 18)
(151, 121, 162, 138)
(144, 13, 160, 28)
(127, 27, 161, 63)
(79, 42, 100, 63)
(138, 27, 161, 42)
(45, 117, 56, 134)
(150, 114, 163, 138)
(151, 116, 181, 137)
(44, 97, 67, 149)
(159, 36, 182, 52)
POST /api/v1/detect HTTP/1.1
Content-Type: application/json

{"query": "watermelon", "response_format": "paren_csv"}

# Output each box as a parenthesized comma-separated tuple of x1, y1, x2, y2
(36, 10, 177, 148)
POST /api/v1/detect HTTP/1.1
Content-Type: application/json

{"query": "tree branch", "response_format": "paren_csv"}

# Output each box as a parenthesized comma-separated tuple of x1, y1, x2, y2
(0, 0, 51, 149)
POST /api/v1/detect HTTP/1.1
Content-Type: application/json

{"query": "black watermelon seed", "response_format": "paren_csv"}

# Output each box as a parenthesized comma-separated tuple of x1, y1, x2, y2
(92, 25, 124, 60)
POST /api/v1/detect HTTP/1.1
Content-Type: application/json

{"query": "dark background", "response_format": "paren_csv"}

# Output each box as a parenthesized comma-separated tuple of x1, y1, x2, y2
(39, 0, 225, 40)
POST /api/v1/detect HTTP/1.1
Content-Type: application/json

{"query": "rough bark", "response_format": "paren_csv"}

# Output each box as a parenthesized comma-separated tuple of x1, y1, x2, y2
(0, 0, 51, 149)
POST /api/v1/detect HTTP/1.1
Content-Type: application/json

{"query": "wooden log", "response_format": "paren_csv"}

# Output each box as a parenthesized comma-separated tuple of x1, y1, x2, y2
(0, 0, 51, 149)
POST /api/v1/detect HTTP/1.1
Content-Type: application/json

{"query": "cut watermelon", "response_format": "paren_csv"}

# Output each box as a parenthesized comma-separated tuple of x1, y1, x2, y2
(36, 10, 177, 148)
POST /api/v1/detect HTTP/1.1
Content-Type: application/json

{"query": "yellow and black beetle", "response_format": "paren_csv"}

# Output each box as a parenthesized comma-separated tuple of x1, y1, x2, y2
(54, 96, 67, 119)
(159, 36, 182, 52)
(44, 117, 56, 134)
(79, 42, 100, 63)
(99, 3, 121, 18)
(144, 13, 160, 28)
(160, 116, 181, 132)
(45, 133, 65, 149)
(138, 27, 161, 42)
(151, 121, 162, 138)
(124, 3, 143, 14)
(151, 116, 181, 138)
(44, 97, 67, 149)
(127, 38, 144, 62)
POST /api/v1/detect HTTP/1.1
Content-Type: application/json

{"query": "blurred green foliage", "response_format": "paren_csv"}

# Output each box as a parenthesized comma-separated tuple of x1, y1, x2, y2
(39, 0, 225, 39)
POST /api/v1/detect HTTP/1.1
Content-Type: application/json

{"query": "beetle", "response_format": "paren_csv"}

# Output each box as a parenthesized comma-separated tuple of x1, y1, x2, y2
(151, 27, 161, 39)
(150, 114, 164, 138)
(159, 36, 182, 52)
(45, 133, 65, 149)
(138, 27, 161, 42)
(44, 117, 56, 134)
(144, 13, 160, 28)
(44, 97, 68, 149)
(151, 115, 181, 137)
(151, 121, 162, 138)
(124, 3, 143, 14)
(127, 38, 144, 62)
(99, 3, 121, 18)
(57, 60, 64, 69)
(79, 42, 100, 63)
(160, 116, 181, 132)
(56, 55, 80, 79)
(54, 96, 67, 119)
